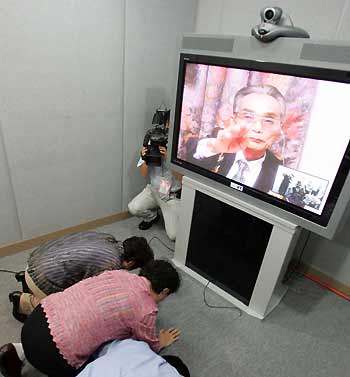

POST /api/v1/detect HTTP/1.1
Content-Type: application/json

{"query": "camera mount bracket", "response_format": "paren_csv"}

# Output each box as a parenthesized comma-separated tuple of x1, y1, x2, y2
(251, 7, 309, 43)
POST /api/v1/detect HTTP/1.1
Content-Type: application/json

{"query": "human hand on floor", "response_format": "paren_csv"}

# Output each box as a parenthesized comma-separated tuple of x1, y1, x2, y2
(159, 328, 181, 349)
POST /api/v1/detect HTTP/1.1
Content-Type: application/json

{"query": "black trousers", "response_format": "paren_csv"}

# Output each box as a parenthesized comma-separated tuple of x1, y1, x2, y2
(21, 305, 87, 377)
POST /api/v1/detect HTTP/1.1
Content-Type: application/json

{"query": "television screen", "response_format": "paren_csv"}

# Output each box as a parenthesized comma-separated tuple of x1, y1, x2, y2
(171, 53, 350, 226)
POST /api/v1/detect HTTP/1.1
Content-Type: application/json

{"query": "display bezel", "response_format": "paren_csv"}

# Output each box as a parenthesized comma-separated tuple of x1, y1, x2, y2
(171, 53, 350, 227)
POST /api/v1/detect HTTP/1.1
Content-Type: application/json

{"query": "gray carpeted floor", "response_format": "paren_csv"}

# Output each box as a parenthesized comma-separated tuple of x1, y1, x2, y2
(1, 216, 349, 377)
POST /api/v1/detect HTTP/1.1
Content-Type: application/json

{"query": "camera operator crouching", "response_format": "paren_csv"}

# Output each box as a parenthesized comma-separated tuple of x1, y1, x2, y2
(128, 108, 182, 241)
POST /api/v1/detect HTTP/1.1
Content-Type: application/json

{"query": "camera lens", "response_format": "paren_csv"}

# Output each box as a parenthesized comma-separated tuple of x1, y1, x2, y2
(264, 9, 274, 20)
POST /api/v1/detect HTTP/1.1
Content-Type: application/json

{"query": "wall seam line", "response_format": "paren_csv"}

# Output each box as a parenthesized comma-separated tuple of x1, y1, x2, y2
(0, 121, 24, 239)
(121, 0, 126, 210)
(334, 0, 349, 39)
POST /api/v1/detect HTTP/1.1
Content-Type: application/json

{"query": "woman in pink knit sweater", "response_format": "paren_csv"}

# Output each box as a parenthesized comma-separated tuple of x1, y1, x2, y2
(0, 260, 181, 377)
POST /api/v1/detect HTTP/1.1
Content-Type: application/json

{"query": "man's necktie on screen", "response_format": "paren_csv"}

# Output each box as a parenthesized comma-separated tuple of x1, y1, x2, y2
(232, 160, 248, 184)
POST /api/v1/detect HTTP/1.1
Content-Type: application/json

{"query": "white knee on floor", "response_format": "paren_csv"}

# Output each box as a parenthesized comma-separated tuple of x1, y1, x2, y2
(166, 231, 176, 242)
(128, 201, 137, 216)
(164, 223, 176, 241)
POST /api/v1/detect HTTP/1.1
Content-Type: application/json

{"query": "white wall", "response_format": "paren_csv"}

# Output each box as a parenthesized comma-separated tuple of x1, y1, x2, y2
(0, 0, 197, 243)
(0, 1, 125, 239)
(123, 0, 197, 206)
(195, 0, 350, 285)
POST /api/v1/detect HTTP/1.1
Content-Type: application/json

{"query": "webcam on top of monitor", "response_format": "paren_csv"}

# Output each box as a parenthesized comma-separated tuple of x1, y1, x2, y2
(252, 6, 310, 42)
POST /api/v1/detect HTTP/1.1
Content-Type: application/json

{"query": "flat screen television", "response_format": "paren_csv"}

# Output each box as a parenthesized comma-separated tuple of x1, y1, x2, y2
(170, 52, 350, 230)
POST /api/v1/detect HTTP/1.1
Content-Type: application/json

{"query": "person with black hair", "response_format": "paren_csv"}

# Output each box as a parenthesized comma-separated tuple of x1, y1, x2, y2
(128, 111, 183, 241)
(76, 339, 190, 377)
(139, 259, 181, 294)
(0, 260, 181, 377)
(9, 231, 154, 322)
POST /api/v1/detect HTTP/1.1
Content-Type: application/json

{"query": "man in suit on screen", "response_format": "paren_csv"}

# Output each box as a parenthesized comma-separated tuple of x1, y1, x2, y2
(188, 85, 285, 193)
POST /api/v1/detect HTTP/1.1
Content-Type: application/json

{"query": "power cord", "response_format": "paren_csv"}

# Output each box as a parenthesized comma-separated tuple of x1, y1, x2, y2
(0, 269, 17, 274)
(283, 231, 311, 284)
(148, 236, 175, 253)
(203, 280, 242, 319)
(148, 237, 241, 316)
(294, 231, 311, 269)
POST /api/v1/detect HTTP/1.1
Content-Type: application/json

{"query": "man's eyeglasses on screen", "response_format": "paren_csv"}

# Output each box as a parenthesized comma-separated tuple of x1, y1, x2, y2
(235, 111, 281, 129)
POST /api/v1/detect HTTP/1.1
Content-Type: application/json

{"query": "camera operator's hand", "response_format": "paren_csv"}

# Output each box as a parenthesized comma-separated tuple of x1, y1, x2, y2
(140, 146, 148, 158)
(159, 146, 167, 160)
(139, 146, 149, 177)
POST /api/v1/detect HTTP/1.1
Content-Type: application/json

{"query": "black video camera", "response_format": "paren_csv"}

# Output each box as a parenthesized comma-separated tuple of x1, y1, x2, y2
(142, 108, 170, 166)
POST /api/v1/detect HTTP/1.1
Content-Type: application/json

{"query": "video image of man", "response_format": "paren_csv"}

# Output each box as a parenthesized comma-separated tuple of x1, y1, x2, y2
(176, 63, 350, 215)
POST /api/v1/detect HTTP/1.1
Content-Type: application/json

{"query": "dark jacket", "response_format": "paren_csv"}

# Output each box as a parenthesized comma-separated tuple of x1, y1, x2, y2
(185, 137, 281, 193)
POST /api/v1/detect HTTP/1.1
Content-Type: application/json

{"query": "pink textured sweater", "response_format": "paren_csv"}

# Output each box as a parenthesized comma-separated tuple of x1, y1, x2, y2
(41, 270, 160, 368)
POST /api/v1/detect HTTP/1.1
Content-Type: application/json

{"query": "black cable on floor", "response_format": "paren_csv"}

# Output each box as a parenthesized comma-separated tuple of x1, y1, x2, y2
(283, 231, 311, 284)
(148, 236, 174, 252)
(0, 269, 17, 274)
(203, 280, 242, 319)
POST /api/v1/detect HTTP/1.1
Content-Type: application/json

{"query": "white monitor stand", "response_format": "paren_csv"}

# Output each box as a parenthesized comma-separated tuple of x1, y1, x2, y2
(173, 176, 301, 319)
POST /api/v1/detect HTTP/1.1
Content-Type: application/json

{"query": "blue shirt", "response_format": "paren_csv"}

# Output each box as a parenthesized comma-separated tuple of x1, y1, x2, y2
(77, 339, 183, 377)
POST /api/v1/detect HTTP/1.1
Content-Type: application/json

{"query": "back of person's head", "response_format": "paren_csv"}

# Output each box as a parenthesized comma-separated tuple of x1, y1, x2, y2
(139, 259, 180, 294)
(162, 355, 190, 377)
(123, 236, 154, 269)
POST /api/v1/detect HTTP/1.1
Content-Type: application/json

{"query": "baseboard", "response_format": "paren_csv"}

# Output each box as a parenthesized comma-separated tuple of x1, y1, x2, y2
(291, 259, 350, 298)
(0, 212, 130, 258)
